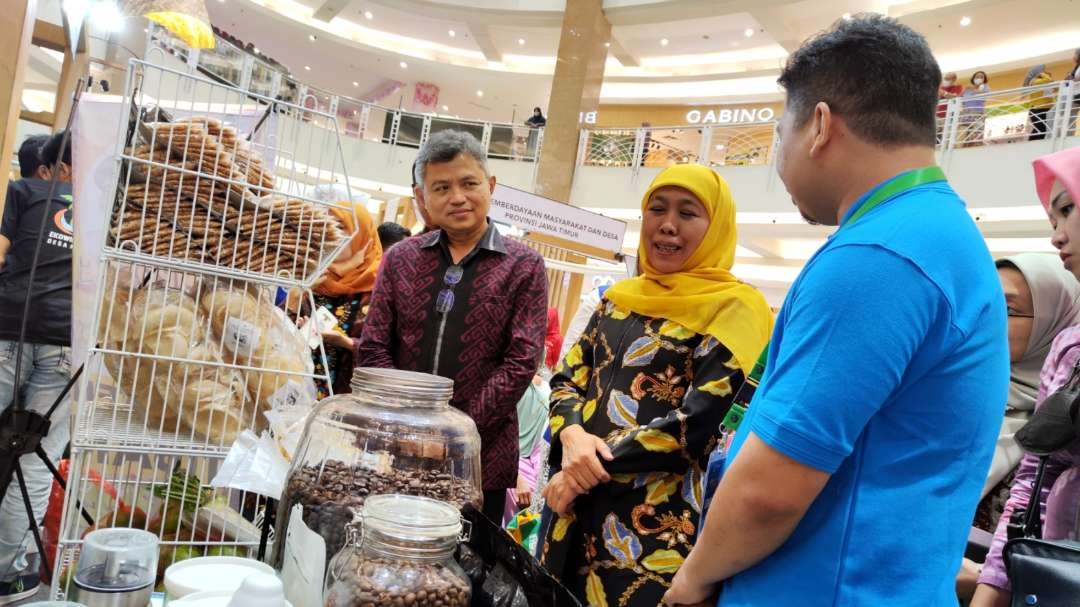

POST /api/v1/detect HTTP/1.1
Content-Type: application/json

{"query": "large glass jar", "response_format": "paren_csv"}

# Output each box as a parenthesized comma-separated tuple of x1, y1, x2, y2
(275, 368, 481, 565)
(324, 494, 471, 607)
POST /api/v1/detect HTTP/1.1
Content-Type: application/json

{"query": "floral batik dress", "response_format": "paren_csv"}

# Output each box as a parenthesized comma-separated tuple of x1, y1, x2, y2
(312, 292, 371, 398)
(538, 300, 746, 607)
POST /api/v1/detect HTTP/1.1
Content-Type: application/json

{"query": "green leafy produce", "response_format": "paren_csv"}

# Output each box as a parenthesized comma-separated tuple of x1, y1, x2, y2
(154, 466, 210, 514)
(205, 545, 245, 557)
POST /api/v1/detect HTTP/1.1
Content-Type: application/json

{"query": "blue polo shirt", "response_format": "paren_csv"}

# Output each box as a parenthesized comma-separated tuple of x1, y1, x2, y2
(720, 174, 1008, 606)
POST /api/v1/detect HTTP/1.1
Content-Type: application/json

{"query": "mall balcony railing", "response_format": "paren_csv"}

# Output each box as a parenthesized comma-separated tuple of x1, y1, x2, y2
(145, 25, 545, 164)
(576, 121, 779, 177)
(147, 24, 1078, 178)
(578, 80, 1079, 176)
(936, 80, 1078, 155)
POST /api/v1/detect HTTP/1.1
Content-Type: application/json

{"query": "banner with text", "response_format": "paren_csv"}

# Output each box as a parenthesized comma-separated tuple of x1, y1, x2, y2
(490, 184, 627, 257)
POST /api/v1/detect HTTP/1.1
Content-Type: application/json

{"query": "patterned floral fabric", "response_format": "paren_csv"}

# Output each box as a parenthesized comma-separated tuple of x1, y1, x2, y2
(538, 300, 746, 606)
(311, 292, 371, 399)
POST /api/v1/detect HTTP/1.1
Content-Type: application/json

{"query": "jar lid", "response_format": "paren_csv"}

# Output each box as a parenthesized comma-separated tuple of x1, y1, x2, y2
(362, 494, 462, 541)
(350, 368, 455, 402)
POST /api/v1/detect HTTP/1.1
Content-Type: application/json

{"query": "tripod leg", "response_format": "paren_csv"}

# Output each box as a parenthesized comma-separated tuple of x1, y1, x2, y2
(257, 499, 274, 562)
(43, 364, 82, 421)
(34, 446, 94, 527)
(14, 461, 51, 585)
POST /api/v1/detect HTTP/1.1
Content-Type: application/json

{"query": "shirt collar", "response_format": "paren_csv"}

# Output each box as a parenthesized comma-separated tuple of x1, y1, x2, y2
(839, 168, 938, 226)
(420, 220, 507, 255)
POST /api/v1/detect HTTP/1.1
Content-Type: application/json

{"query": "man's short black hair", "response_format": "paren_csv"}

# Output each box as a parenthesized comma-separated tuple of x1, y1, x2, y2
(17, 134, 49, 178)
(378, 222, 411, 251)
(41, 130, 72, 168)
(778, 14, 941, 147)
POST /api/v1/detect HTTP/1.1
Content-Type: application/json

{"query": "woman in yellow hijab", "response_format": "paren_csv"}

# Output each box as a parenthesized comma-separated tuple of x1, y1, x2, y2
(309, 202, 383, 397)
(538, 164, 773, 606)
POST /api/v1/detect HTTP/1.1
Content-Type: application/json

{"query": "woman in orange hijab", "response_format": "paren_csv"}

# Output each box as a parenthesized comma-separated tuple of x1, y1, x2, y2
(311, 202, 383, 397)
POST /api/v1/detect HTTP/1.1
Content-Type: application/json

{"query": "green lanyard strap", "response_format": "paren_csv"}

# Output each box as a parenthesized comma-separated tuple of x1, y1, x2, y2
(843, 166, 946, 227)
(732, 165, 948, 420)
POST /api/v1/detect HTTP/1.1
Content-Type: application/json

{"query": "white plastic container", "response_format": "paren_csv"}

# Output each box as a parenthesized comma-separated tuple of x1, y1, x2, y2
(163, 557, 274, 599)
(168, 573, 292, 607)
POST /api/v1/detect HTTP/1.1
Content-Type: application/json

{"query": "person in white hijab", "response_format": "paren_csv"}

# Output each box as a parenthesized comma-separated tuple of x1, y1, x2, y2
(959, 253, 1080, 601)
(980, 254, 1080, 521)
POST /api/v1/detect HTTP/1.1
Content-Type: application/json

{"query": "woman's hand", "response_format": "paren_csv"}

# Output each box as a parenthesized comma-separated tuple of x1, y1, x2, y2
(955, 558, 981, 603)
(663, 566, 716, 606)
(515, 474, 533, 508)
(970, 583, 1010, 607)
(322, 330, 353, 350)
(542, 471, 584, 517)
(559, 424, 614, 490)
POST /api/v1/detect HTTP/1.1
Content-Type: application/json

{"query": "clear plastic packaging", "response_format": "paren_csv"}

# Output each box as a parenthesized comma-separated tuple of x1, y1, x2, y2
(274, 368, 481, 564)
(324, 495, 471, 607)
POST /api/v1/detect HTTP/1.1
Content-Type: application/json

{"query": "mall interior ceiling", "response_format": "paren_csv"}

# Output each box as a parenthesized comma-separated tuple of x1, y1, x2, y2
(9, 0, 1080, 303)
(201, 0, 1080, 122)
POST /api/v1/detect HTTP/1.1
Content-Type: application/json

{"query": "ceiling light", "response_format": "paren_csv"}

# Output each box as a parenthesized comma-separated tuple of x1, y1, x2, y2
(308, 34, 316, 41)
(90, 0, 124, 33)
(715, 144, 725, 150)
(448, 29, 455, 37)
(842, 12, 852, 20)
(960, 15, 972, 26)
(660, 38, 669, 46)
(442, 105, 449, 111)
(604, 42, 611, 48)
(744, 27, 755, 38)
(518, 38, 525, 46)
(304, 65, 311, 70)
(363, 10, 373, 20)
(476, 90, 484, 97)
(399, 61, 407, 68)
(352, 81, 359, 87)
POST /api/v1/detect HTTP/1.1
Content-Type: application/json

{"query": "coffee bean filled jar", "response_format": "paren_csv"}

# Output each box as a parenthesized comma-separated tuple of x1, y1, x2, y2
(324, 494, 471, 607)
(274, 368, 481, 567)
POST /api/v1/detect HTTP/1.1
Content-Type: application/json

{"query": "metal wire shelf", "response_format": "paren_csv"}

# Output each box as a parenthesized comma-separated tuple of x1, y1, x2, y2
(53, 60, 352, 598)
(75, 258, 328, 454)
(105, 59, 357, 289)
(53, 450, 269, 600)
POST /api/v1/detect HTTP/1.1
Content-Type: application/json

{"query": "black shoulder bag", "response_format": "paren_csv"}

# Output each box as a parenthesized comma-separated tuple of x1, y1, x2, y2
(1003, 362, 1080, 607)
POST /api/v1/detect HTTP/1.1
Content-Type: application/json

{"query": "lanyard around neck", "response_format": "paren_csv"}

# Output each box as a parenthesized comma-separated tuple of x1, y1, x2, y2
(730, 166, 949, 414)
(842, 166, 946, 228)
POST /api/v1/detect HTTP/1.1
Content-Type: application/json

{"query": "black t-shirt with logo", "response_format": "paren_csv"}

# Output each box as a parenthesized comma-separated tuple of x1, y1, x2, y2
(0, 178, 73, 346)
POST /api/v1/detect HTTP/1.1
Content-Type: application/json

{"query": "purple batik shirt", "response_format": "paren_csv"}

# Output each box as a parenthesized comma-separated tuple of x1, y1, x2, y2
(356, 222, 549, 490)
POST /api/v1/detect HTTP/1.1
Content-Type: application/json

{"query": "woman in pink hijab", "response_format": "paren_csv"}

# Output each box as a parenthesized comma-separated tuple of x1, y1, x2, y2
(972, 146, 1080, 606)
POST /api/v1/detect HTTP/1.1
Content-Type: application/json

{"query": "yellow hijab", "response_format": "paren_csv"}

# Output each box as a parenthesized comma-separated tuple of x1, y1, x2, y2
(605, 165, 774, 374)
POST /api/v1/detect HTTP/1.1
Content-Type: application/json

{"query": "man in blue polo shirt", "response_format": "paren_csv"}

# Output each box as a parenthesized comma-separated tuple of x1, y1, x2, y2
(665, 15, 1007, 607)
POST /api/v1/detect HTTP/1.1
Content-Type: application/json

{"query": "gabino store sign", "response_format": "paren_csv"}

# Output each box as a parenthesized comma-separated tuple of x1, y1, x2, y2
(581, 105, 777, 126)
(685, 106, 775, 125)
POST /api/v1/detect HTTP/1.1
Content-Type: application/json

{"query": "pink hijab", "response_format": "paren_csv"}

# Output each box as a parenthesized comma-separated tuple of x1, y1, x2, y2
(1034, 147, 1080, 210)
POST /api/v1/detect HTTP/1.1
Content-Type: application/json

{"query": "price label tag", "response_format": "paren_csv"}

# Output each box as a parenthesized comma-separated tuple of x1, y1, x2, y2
(282, 504, 326, 607)
(269, 380, 314, 411)
(224, 317, 262, 358)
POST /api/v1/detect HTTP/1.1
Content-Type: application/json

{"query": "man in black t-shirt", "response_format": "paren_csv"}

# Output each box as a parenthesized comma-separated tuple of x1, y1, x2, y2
(15, 135, 50, 180)
(0, 132, 74, 603)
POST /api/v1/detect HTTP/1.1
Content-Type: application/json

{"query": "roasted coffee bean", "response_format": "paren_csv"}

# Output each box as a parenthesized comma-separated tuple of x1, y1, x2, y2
(325, 557, 470, 607)
(283, 461, 479, 562)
